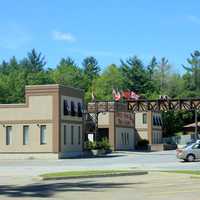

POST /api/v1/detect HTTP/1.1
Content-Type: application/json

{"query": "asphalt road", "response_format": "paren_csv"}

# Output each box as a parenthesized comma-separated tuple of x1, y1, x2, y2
(1, 172, 200, 200)
(0, 150, 199, 179)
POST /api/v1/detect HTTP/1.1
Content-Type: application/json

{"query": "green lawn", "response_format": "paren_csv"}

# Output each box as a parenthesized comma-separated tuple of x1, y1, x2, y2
(164, 170, 200, 175)
(41, 170, 131, 179)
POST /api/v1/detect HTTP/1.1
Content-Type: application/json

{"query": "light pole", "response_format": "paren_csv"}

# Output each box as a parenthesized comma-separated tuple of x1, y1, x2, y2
(195, 109, 198, 140)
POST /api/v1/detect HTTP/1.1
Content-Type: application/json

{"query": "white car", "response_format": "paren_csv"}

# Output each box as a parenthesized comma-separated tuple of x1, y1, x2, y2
(176, 142, 200, 162)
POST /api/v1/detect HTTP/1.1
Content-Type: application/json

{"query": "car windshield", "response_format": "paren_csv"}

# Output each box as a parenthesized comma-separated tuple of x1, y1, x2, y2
(183, 143, 195, 149)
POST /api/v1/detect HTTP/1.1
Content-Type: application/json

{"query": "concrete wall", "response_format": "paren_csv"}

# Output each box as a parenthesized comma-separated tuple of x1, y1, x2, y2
(0, 123, 53, 153)
(0, 95, 54, 153)
(0, 95, 53, 121)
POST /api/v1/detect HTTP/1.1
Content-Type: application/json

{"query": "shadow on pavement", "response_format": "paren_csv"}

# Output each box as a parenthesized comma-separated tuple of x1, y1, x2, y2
(0, 180, 145, 198)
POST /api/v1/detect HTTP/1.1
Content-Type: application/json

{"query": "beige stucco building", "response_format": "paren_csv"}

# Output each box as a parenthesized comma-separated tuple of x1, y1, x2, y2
(0, 84, 84, 159)
(87, 102, 135, 150)
(135, 112, 163, 145)
(87, 102, 163, 150)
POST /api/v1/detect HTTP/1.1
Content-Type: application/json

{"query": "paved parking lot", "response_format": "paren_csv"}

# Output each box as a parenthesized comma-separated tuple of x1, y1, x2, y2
(1, 151, 200, 199)
(0, 150, 199, 180)
(0, 172, 200, 200)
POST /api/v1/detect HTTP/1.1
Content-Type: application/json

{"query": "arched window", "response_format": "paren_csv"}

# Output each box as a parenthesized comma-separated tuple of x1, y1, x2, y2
(71, 101, 75, 116)
(78, 102, 82, 117)
(63, 100, 69, 115)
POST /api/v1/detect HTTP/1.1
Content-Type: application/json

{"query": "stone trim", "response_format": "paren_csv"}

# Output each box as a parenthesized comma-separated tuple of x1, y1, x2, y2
(0, 120, 52, 125)
(61, 120, 83, 124)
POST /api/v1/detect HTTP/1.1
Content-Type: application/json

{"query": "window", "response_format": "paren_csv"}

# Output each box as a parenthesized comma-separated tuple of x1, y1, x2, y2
(192, 144, 200, 149)
(153, 116, 157, 126)
(71, 101, 75, 116)
(6, 126, 12, 145)
(77, 103, 83, 117)
(124, 133, 127, 144)
(127, 133, 129, 145)
(64, 125, 67, 145)
(142, 113, 147, 124)
(156, 117, 159, 126)
(40, 125, 47, 145)
(121, 133, 124, 144)
(78, 126, 81, 145)
(63, 100, 69, 116)
(23, 126, 29, 145)
(158, 117, 162, 126)
(71, 125, 74, 144)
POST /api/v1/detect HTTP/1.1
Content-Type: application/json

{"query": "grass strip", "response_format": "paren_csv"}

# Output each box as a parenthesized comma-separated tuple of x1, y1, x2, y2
(40, 170, 144, 179)
(162, 170, 200, 175)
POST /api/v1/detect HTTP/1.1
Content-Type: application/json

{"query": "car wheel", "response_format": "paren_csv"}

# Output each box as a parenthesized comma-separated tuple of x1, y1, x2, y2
(187, 154, 195, 162)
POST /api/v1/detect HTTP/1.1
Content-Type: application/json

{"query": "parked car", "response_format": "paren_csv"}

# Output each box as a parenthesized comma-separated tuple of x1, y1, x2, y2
(176, 142, 200, 162)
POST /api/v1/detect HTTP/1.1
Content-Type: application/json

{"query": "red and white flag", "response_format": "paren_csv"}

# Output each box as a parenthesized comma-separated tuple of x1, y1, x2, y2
(130, 91, 139, 100)
(115, 90, 121, 101)
(112, 88, 121, 101)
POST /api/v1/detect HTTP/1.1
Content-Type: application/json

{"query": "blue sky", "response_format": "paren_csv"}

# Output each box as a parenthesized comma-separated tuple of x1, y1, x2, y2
(0, 0, 200, 73)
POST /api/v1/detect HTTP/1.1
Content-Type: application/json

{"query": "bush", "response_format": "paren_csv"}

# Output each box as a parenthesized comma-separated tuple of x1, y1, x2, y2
(84, 138, 111, 151)
(137, 139, 149, 148)
(84, 141, 95, 150)
(97, 138, 111, 150)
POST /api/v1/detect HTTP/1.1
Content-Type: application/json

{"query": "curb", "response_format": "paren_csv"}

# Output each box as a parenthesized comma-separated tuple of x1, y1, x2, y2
(41, 171, 148, 181)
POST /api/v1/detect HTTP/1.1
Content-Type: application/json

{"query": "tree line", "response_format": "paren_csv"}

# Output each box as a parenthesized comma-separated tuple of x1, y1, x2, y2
(0, 49, 200, 136)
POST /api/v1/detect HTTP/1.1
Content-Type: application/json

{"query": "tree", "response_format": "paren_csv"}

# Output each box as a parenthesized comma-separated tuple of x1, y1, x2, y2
(183, 50, 200, 92)
(22, 48, 46, 73)
(52, 57, 84, 88)
(154, 57, 171, 94)
(147, 56, 157, 80)
(120, 56, 149, 94)
(82, 56, 100, 80)
(86, 64, 123, 101)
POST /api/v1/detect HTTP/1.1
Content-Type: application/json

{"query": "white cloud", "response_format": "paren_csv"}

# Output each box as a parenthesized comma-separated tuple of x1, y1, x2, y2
(187, 15, 200, 25)
(52, 31, 76, 42)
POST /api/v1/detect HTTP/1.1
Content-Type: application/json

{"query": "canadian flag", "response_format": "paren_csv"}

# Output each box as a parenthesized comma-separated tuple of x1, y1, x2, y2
(130, 91, 139, 100)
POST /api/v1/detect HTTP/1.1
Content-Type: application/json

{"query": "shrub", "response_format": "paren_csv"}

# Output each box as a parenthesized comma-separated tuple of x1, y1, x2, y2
(84, 141, 95, 150)
(97, 138, 111, 150)
(84, 138, 111, 151)
(137, 139, 149, 148)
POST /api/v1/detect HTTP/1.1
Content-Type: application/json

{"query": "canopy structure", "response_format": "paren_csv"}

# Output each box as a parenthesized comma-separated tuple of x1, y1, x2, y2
(128, 98, 200, 112)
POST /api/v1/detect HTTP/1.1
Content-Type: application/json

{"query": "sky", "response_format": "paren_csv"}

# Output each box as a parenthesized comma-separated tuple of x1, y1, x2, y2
(0, 0, 200, 73)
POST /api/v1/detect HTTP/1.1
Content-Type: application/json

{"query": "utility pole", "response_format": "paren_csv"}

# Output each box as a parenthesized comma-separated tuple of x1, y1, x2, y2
(195, 109, 198, 140)
(94, 100, 99, 141)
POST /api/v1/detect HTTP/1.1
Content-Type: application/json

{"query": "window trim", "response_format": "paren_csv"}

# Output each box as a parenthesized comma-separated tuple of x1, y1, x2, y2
(40, 125, 47, 145)
(6, 126, 12, 145)
(23, 125, 29, 145)
(71, 125, 74, 145)
(78, 126, 81, 145)
(64, 125, 67, 145)
(142, 113, 147, 124)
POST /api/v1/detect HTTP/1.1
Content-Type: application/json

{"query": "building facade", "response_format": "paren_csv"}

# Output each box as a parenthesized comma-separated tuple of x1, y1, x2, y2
(0, 84, 84, 159)
(87, 102, 163, 150)
(135, 112, 162, 145)
(87, 102, 135, 150)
